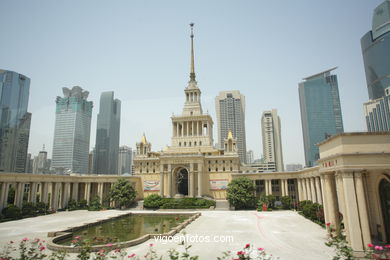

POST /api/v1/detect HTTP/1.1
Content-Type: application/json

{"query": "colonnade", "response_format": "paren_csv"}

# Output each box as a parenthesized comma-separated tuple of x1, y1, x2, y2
(296, 176, 323, 204)
(173, 121, 209, 137)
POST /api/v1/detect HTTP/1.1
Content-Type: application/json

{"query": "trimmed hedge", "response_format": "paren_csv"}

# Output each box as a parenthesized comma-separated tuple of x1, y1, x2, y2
(143, 195, 215, 209)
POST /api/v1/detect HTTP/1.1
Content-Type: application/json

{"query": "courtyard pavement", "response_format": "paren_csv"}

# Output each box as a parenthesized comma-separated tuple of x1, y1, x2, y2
(0, 209, 335, 259)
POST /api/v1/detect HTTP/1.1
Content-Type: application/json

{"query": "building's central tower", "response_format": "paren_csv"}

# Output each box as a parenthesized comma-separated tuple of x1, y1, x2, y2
(168, 24, 214, 153)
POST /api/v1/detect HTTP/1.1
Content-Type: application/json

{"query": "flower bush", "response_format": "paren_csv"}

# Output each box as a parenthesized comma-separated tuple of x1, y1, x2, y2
(143, 195, 215, 209)
(365, 243, 390, 259)
(226, 177, 257, 210)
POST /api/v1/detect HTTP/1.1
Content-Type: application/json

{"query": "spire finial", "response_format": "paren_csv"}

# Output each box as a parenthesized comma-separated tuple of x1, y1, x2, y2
(189, 23, 196, 81)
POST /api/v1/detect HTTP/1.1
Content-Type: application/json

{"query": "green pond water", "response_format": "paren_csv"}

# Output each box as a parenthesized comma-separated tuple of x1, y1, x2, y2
(57, 214, 190, 246)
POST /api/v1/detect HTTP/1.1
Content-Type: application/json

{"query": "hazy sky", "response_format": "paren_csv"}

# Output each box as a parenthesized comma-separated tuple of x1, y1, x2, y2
(0, 0, 382, 165)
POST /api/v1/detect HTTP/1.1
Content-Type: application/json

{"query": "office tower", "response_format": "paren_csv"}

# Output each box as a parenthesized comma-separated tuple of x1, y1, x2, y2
(0, 70, 32, 173)
(25, 153, 33, 173)
(32, 146, 50, 174)
(361, 1, 390, 131)
(94, 91, 121, 175)
(286, 163, 303, 172)
(51, 86, 93, 174)
(299, 68, 344, 167)
(246, 150, 254, 164)
(88, 149, 94, 174)
(261, 109, 284, 171)
(215, 91, 247, 163)
(118, 146, 132, 175)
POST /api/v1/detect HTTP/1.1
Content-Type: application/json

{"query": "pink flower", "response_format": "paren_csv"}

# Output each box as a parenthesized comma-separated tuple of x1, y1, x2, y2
(71, 240, 77, 244)
(106, 243, 113, 247)
(368, 243, 374, 248)
(74, 236, 80, 240)
(128, 253, 136, 258)
(39, 246, 45, 251)
(258, 247, 264, 251)
(149, 243, 154, 247)
(99, 249, 106, 253)
(384, 245, 390, 248)
(244, 243, 250, 249)
(326, 222, 331, 227)
(237, 251, 244, 255)
(22, 238, 29, 242)
(375, 246, 383, 251)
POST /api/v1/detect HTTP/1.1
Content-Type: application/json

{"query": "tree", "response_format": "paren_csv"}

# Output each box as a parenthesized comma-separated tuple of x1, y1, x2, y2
(226, 177, 256, 210)
(109, 178, 137, 208)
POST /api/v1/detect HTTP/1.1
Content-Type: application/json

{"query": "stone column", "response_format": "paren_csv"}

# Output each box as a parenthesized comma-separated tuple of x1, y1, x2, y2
(84, 183, 91, 203)
(186, 122, 189, 136)
(72, 183, 79, 201)
(14, 182, 24, 208)
(305, 178, 312, 201)
(354, 171, 371, 248)
(41, 182, 49, 204)
(297, 179, 302, 201)
(310, 178, 317, 203)
(265, 180, 270, 195)
(51, 182, 61, 210)
(62, 183, 71, 208)
(301, 179, 306, 200)
(167, 165, 172, 198)
(197, 164, 203, 197)
(323, 173, 340, 230)
(0, 182, 10, 210)
(320, 176, 329, 222)
(315, 177, 322, 204)
(285, 179, 289, 196)
(29, 182, 38, 203)
(160, 165, 164, 197)
(189, 163, 194, 197)
(110, 183, 115, 208)
(97, 182, 104, 204)
(281, 179, 286, 196)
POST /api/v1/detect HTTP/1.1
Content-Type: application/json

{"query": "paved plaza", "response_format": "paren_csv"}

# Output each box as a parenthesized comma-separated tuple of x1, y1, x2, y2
(0, 209, 335, 259)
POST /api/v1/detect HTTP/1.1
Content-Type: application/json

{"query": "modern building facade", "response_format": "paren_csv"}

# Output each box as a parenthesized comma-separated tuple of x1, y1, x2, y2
(32, 147, 50, 174)
(215, 90, 247, 163)
(286, 163, 303, 172)
(0, 70, 31, 173)
(51, 86, 93, 174)
(299, 68, 344, 167)
(261, 109, 284, 171)
(118, 145, 132, 175)
(246, 150, 254, 164)
(361, 1, 390, 131)
(94, 91, 121, 175)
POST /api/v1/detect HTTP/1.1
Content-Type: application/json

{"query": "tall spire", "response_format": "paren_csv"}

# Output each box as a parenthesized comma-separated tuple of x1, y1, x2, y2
(190, 23, 196, 82)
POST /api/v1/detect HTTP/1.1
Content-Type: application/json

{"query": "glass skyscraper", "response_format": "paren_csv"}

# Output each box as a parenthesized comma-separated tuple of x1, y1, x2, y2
(94, 91, 121, 175)
(215, 90, 247, 163)
(361, 0, 390, 131)
(51, 86, 93, 174)
(299, 68, 344, 167)
(0, 69, 31, 173)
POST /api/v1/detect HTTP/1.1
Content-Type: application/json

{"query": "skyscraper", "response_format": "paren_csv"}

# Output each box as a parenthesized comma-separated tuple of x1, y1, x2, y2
(261, 109, 284, 171)
(0, 70, 32, 173)
(361, 0, 390, 131)
(299, 68, 344, 167)
(32, 146, 50, 174)
(51, 86, 93, 174)
(94, 91, 121, 175)
(246, 150, 254, 164)
(215, 91, 247, 163)
(118, 145, 132, 175)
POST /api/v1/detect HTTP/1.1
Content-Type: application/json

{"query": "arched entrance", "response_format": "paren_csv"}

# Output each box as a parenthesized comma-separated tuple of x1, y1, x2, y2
(379, 178, 390, 243)
(176, 168, 189, 196)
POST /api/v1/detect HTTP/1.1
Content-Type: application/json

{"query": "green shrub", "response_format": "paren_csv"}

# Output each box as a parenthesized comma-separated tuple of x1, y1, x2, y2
(78, 199, 88, 209)
(67, 199, 78, 211)
(109, 178, 137, 208)
(88, 196, 102, 211)
(2, 205, 22, 219)
(280, 196, 292, 209)
(21, 202, 37, 217)
(144, 194, 164, 208)
(35, 202, 48, 214)
(257, 195, 276, 210)
(227, 177, 256, 210)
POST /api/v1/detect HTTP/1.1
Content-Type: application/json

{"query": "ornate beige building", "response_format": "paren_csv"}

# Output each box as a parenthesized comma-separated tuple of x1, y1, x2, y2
(133, 24, 241, 199)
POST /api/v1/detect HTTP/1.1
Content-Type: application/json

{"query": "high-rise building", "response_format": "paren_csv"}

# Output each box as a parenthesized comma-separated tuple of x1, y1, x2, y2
(94, 91, 121, 175)
(246, 150, 254, 164)
(215, 91, 247, 163)
(299, 68, 344, 167)
(361, 1, 390, 131)
(261, 109, 284, 171)
(118, 146, 132, 175)
(32, 146, 50, 174)
(0, 70, 31, 173)
(51, 86, 93, 174)
(88, 149, 94, 174)
(25, 153, 33, 173)
(286, 163, 303, 172)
